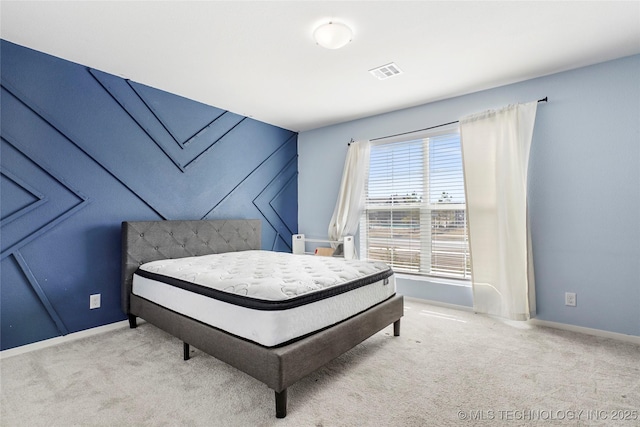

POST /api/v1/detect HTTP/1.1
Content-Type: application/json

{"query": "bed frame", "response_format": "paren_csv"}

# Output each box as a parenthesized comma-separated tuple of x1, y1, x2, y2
(121, 219, 403, 418)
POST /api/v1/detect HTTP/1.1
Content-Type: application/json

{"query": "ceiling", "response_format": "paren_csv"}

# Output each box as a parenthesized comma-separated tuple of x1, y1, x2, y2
(2, 1, 639, 132)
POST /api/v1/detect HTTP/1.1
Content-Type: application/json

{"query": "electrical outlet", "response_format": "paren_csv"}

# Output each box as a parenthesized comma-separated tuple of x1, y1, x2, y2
(90, 293, 101, 309)
(565, 292, 576, 307)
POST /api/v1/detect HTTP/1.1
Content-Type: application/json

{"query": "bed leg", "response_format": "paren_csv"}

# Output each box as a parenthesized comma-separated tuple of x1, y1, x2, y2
(275, 389, 287, 418)
(128, 314, 137, 329)
(183, 343, 190, 361)
(393, 319, 401, 337)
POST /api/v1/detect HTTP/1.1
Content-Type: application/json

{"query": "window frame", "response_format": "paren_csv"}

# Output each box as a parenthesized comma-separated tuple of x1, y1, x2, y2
(360, 124, 471, 280)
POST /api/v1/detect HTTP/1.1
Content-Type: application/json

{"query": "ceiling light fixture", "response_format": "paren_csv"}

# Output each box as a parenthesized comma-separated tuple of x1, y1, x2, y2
(313, 22, 353, 49)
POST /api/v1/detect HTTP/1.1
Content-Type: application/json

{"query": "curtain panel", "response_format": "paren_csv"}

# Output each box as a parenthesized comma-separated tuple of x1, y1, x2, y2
(328, 140, 371, 259)
(460, 102, 538, 320)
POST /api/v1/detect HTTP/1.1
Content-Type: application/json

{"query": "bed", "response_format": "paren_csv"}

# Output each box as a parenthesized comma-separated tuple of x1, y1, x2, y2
(121, 219, 404, 418)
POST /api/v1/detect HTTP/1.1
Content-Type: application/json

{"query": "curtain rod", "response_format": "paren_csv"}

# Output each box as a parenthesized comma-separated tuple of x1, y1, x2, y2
(350, 97, 548, 145)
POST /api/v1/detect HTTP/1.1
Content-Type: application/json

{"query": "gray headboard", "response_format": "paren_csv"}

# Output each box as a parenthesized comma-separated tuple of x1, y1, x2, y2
(121, 219, 261, 314)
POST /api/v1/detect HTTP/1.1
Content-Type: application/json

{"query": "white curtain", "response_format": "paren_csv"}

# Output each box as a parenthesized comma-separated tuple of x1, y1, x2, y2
(328, 140, 371, 259)
(460, 102, 538, 320)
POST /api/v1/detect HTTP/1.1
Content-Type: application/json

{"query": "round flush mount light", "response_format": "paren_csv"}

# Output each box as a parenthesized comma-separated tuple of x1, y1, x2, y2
(313, 22, 353, 49)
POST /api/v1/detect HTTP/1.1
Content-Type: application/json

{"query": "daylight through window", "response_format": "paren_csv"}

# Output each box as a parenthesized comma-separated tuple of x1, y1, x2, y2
(360, 125, 471, 279)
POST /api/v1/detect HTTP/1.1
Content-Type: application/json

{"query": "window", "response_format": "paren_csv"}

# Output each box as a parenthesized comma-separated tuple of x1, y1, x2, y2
(360, 125, 471, 279)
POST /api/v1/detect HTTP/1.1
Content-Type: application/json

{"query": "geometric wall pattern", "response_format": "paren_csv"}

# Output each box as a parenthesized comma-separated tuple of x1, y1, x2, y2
(0, 40, 298, 350)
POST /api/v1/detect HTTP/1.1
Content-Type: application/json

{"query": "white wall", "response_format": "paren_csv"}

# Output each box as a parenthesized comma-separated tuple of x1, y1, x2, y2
(298, 55, 640, 337)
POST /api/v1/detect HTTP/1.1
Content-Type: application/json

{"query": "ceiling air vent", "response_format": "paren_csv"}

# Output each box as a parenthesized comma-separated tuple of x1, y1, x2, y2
(369, 62, 403, 80)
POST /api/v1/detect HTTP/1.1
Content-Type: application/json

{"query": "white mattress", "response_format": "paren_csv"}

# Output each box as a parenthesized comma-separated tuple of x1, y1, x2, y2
(132, 250, 395, 347)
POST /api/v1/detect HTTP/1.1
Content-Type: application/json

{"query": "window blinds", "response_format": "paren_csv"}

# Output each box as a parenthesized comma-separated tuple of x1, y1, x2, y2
(361, 128, 471, 279)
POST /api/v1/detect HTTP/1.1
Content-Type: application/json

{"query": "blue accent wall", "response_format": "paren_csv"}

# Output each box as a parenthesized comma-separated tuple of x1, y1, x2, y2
(0, 40, 298, 350)
(299, 55, 640, 337)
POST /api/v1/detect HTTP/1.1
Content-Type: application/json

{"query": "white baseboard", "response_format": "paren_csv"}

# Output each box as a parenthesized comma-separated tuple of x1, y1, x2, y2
(407, 296, 639, 345)
(528, 319, 640, 345)
(0, 319, 135, 360)
(3, 309, 636, 360)
(404, 296, 474, 312)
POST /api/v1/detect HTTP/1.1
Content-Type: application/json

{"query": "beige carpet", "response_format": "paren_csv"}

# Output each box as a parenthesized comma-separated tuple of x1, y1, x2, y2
(1, 298, 639, 426)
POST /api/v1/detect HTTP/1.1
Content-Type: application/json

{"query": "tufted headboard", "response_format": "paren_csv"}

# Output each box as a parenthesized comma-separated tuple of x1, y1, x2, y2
(121, 219, 261, 314)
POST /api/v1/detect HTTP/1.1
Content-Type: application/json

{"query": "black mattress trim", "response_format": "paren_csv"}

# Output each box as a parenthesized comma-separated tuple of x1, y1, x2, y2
(134, 264, 394, 311)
